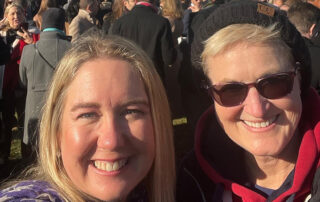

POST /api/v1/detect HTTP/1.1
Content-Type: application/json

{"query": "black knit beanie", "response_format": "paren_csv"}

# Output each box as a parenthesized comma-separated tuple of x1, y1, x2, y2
(192, 0, 311, 96)
(42, 8, 66, 31)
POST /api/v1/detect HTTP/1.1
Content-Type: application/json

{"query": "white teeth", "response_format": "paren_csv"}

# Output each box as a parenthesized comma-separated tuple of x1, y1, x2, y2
(106, 163, 113, 171)
(244, 117, 276, 128)
(94, 159, 127, 172)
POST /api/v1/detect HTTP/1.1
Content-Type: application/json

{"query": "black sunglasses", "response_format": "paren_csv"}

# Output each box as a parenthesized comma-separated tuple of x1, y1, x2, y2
(206, 69, 297, 107)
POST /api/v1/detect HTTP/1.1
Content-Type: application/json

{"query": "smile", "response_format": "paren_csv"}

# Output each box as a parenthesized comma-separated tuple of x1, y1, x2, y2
(243, 116, 277, 128)
(94, 159, 128, 172)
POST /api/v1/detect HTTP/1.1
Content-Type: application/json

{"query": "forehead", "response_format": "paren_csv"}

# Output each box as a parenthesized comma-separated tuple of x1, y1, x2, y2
(206, 42, 293, 83)
(67, 58, 146, 99)
(7, 6, 22, 14)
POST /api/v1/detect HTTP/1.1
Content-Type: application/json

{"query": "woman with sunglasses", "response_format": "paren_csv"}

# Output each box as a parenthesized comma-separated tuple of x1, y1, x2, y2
(177, 1, 320, 201)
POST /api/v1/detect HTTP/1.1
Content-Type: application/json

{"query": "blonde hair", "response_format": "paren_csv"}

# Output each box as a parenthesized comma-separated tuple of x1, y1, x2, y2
(161, 0, 183, 19)
(33, 32, 175, 201)
(201, 23, 293, 74)
(2, 3, 25, 31)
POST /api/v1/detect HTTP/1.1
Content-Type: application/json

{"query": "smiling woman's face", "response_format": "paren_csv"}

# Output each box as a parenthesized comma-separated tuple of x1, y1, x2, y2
(206, 42, 302, 157)
(59, 58, 155, 201)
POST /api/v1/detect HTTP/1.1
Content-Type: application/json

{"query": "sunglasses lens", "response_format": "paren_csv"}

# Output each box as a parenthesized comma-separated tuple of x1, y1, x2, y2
(209, 72, 295, 107)
(258, 74, 294, 99)
(211, 83, 248, 107)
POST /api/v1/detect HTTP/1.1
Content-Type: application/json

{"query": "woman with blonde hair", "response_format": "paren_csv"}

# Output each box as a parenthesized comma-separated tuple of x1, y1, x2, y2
(102, 0, 130, 34)
(177, 1, 320, 201)
(160, 0, 183, 46)
(0, 2, 38, 164)
(0, 31, 175, 202)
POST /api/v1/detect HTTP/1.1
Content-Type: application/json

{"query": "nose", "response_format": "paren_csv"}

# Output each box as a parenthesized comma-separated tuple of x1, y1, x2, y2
(242, 86, 269, 118)
(96, 116, 125, 150)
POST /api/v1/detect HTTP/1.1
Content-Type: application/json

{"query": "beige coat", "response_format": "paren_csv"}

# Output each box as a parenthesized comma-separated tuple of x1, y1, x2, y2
(68, 9, 96, 42)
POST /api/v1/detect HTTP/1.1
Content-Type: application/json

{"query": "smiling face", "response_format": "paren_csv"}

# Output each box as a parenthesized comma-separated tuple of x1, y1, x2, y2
(206, 42, 302, 157)
(6, 6, 24, 29)
(59, 58, 155, 201)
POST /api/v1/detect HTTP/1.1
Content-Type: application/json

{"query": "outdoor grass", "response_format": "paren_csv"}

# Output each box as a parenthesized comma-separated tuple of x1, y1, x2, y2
(9, 127, 22, 160)
(9, 138, 22, 160)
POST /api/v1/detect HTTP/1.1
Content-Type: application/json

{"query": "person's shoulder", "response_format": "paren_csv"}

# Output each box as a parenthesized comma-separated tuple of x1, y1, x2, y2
(69, 13, 82, 26)
(21, 43, 36, 57)
(176, 151, 212, 202)
(0, 180, 64, 202)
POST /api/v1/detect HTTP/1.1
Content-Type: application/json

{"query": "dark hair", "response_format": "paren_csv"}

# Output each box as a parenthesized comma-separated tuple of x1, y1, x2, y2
(287, 2, 320, 34)
(66, 0, 79, 23)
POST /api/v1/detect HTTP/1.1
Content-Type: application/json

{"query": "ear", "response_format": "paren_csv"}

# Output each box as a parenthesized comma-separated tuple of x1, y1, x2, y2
(309, 23, 316, 37)
(86, 4, 91, 12)
(123, 0, 128, 7)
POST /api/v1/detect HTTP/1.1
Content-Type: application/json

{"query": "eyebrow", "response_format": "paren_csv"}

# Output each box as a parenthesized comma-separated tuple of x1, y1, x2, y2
(121, 99, 149, 108)
(70, 103, 100, 112)
(70, 99, 149, 112)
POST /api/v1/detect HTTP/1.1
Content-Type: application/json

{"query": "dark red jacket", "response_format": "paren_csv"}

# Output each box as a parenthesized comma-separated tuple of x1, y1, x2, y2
(177, 88, 320, 202)
(2, 34, 39, 96)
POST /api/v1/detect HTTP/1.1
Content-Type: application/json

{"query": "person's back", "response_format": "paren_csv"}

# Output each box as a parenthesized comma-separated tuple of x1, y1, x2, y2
(19, 8, 71, 156)
(68, 0, 98, 42)
(112, 0, 176, 81)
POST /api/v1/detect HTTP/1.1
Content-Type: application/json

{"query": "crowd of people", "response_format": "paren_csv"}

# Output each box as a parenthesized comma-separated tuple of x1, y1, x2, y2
(0, 0, 320, 201)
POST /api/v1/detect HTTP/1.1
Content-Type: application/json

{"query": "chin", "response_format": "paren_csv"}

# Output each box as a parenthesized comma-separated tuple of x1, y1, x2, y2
(88, 186, 131, 202)
(94, 193, 127, 202)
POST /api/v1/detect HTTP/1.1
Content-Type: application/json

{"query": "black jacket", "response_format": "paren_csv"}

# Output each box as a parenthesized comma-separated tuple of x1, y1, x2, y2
(112, 4, 176, 80)
(304, 38, 320, 94)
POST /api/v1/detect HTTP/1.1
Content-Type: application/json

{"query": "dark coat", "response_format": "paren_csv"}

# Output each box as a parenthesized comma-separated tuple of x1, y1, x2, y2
(304, 38, 320, 94)
(19, 31, 71, 145)
(112, 4, 176, 80)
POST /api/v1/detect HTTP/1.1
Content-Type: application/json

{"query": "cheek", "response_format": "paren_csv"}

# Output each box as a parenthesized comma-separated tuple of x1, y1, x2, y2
(60, 122, 95, 164)
(214, 103, 242, 126)
(131, 119, 155, 155)
(275, 79, 302, 126)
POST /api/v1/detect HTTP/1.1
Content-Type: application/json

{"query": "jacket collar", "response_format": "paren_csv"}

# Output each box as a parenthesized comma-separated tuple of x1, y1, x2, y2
(78, 9, 95, 24)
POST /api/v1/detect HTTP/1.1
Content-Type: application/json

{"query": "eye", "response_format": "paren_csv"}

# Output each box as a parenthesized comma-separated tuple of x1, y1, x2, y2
(120, 108, 148, 121)
(77, 112, 99, 119)
(121, 109, 145, 116)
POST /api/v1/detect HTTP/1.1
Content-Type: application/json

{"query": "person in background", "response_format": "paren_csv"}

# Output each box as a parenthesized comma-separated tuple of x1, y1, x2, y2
(102, 0, 134, 34)
(0, 3, 38, 164)
(0, 32, 175, 202)
(160, 0, 183, 47)
(19, 7, 71, 163)
(112, 0, 176, 83)
(177, 1, 320, 201)
(279, 0, 303, 11)
(65, 0, 79, 34)
(68, 0, 99, 42)
(288, 2, 320, 94)
(33, 0, 60, 30)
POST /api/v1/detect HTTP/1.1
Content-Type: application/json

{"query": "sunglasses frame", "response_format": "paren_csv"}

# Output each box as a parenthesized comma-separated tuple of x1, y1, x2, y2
(206, 68, 298, 107)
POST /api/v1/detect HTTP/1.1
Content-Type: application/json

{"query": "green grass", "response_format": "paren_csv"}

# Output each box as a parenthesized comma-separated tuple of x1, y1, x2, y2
(8, 127, 22, 160)
(9, 138, 22, 160)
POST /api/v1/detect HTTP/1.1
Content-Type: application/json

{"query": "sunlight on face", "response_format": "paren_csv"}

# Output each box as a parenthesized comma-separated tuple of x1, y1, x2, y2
(207, 43, 302, 157)
(60, 58, 155, 201)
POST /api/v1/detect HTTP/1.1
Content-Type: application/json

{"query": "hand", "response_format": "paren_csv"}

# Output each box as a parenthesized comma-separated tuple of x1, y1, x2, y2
(188, 0, 201, 12)
(16, 27, 33, 44)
